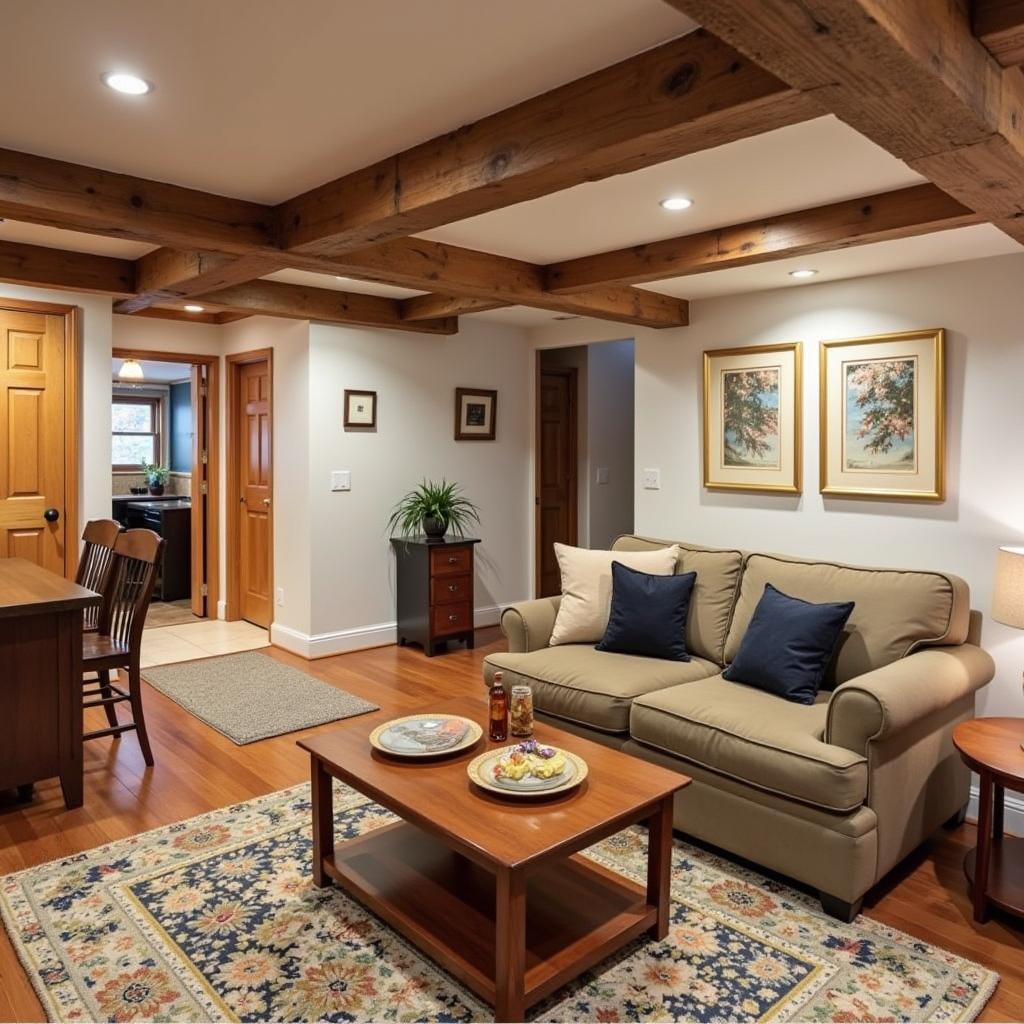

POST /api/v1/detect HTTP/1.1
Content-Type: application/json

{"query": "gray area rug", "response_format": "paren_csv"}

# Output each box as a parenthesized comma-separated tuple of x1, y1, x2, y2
(142, 650, 379, 744)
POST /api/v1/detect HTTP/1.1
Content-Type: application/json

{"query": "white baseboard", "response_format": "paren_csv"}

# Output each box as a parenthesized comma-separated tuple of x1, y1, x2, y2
(968, 782, 1024, 837)
(270, 603, 507, 660)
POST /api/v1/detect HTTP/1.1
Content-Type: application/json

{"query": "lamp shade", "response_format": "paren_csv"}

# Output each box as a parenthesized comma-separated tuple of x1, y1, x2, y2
(118, 358, 144, 381)
(992, 546, 1024, 629)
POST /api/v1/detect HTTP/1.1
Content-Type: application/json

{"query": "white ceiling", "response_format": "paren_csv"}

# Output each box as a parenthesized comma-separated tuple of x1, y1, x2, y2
(112, 358, 191, 382)
(0, 220, 154, 259)
(0, 0, 693, 203)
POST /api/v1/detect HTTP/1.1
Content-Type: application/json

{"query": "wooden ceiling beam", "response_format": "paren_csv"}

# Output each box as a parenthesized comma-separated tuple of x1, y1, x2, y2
(301, 237, 689, 327)
(276, 31, 820, 258)
(546, 183, 980, 291)
(974, 0, 1024, 66)
(0, 238, 136, 297)
(400, 294, 509, 321)
(0, 148, 275, 254)
(663, 0, 1024, 244)
(192, 279, 458, 335)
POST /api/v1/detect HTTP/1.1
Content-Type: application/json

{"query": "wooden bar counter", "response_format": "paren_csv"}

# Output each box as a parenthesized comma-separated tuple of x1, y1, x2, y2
(0, 558, 100, 809)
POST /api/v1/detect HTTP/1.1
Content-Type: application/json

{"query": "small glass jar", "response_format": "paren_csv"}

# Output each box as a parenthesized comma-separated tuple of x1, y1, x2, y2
(509, 684, 534, 737)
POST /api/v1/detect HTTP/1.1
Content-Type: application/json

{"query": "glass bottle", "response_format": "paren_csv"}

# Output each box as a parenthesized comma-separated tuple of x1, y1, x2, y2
(488, 671, 508, 742)
(510, 684, 534, 737)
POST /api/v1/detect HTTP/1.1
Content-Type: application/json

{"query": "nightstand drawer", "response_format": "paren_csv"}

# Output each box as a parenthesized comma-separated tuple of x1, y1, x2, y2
(432, 574, 471, 605)
(430, 545, 472, 576)
(433, 601, 472, 636)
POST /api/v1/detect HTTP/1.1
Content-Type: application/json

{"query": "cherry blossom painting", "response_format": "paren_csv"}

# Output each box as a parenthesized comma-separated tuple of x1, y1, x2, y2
(820, 330, 944, 501)
(703, 343, 801, 494)
(843, 357, 917, 472)
(722, 367, 781, 468)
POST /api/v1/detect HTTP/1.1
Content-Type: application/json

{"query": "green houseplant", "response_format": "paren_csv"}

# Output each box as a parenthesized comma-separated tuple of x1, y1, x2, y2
(142, 463, 170, 496)
(387, 480, 480, 540)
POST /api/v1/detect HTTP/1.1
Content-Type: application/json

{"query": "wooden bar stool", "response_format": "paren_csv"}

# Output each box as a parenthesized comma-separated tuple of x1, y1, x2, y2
(82, 529, 165, 766)
(76, 519, 122, 633)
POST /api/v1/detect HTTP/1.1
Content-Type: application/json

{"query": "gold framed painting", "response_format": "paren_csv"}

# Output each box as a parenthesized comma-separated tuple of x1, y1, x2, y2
(819, 328, 945, 501)
(703, 342, 802, 494)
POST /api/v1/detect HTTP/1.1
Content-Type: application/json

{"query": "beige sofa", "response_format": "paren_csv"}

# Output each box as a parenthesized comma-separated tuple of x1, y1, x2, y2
(484, 535, 994, 921)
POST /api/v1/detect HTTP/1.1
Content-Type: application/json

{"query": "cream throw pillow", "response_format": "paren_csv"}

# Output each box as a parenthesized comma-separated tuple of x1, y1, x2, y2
(549, 543, 681, 646)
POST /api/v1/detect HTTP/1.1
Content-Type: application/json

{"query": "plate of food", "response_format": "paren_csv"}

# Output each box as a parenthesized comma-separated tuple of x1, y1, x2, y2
(369, 714, 482, 758)
(468, 740, 588, 797)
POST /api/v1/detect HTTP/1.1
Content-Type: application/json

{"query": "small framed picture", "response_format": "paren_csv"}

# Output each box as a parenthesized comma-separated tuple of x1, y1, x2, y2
(819, 328, 944, 501)
(455, 387, 497, 441)
(343, 389, 377, 430)
(703, 342, 802, 494)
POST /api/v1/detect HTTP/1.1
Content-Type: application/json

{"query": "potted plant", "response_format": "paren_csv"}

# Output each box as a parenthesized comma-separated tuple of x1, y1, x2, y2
(142, 463, 170, 496)
(387, 480, 480, 540)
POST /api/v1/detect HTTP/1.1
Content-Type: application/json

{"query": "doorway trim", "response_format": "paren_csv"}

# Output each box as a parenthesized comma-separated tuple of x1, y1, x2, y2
(534, 356, 578, 597)
(112, 347, 220, 617)
(1, 296, 80, 579)
(225, 348, 273, 624)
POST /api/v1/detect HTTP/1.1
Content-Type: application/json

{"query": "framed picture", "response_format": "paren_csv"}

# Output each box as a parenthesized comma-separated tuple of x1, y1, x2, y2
(343, 389, 377, 429)
(819, 328, 944, 501)
(703, 342, 802, 494)
(455, 387, 497, 441)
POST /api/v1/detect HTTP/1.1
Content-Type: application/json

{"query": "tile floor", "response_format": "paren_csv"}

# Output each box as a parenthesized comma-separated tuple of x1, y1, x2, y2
(140, 618, 270, 668)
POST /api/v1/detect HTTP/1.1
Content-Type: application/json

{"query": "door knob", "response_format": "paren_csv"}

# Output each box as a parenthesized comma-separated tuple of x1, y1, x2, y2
(43, 507, 59, 523)
(240, 496, 247, 503)
(263, 497, 271, 506)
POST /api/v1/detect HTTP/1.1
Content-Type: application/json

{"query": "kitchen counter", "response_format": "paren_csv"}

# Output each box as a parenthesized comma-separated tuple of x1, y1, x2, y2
(124, 499, 192, 512)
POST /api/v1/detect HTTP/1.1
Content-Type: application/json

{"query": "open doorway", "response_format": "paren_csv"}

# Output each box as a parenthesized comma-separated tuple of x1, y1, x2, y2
(536, 340, 635, 597)
(111, 349, 219, 626)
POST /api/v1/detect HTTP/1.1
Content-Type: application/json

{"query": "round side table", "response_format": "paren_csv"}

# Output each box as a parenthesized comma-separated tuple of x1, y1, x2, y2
(952, 717, 1024, 924)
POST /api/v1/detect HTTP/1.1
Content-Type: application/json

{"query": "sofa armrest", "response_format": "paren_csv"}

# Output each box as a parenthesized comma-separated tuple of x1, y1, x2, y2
(826, 644, 994, 755)
(500, 596, 561, 653)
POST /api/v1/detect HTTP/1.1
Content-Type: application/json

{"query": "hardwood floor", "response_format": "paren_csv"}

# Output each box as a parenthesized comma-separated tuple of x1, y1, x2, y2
(1, 627, 1022, 1022)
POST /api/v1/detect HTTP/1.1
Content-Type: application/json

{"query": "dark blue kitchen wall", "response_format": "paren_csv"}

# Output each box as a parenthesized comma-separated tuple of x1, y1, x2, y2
(169, 381, 193, 473)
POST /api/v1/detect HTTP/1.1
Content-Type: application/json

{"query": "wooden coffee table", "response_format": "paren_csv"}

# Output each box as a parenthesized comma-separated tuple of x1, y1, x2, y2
(298, 695, 688, 1022)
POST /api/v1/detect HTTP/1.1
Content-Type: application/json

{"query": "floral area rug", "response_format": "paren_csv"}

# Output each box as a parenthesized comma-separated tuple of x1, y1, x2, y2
(0, 783, 997, 1022)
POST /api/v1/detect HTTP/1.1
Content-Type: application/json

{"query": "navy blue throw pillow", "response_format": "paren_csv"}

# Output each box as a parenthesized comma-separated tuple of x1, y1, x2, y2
(722, 584, 854, 704)
(596, 562, 697, 662)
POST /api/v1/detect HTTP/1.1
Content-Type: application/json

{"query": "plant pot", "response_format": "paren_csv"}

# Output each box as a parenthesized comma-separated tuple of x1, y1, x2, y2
(422, 515, 448, 539)
(148, 483, 165, 496)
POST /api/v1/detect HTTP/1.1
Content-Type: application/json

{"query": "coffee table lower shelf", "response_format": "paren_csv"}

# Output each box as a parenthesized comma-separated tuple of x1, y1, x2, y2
(319, 820, 658, 1020)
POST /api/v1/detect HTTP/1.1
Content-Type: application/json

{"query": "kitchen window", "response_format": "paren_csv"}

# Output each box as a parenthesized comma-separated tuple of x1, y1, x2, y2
(112, 396, 162, 470)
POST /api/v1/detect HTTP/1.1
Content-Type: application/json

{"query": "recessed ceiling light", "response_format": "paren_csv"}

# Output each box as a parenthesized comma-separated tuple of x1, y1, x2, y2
(184, 304, 205, 313)
(659, 196, 693, 211)
(789, 268, 818, 279)
(102, 71, 152, 96)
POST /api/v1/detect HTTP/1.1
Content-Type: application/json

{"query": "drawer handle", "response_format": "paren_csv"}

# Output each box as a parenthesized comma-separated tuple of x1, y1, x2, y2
(448, 613, 459, 622)
(448, 583, 459, 592)
(447, 556, 458, 564)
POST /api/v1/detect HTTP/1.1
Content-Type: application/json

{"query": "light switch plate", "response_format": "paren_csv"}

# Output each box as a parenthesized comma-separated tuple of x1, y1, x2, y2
(642, 467, 661, 490)
(331, 470, 351, 492)
(275, 587, 285, 607)
(596, 466, 610, 485)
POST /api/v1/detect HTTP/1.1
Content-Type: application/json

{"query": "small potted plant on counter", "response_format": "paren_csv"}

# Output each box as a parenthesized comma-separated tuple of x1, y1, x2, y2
(143, 463, 170, 496)
(387, 479, 480, 540)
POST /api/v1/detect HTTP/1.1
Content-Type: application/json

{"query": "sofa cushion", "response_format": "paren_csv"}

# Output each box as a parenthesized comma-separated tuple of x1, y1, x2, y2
(629, 677, 868, 812)
(484, 647, 719, 733)
(549, 543, 680, 646)
(612, 536, 743, 664)
(724, 553, 970, 686)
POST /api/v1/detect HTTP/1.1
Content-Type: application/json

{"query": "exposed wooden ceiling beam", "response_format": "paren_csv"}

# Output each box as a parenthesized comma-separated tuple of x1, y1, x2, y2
(276, 31, 820, 259)
(974, 0, 1024, 66)
(129, 307, 240, 326)
(301, 237, 689, 327)
(0, 238, 135, 297)
(400, 294, 509, 321)
(114, 250, 278, 313)
(192, 279, 458, 334)
(546, 183, 979, 291)
(0, 148, 275, 254)
(663, 0, 1024, 245)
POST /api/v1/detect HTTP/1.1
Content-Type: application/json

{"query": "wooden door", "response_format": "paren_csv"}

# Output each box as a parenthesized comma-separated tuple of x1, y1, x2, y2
(536, 366, 577, 597)
(0, 307, 67, 573)
(190, 364, 208, 617)
(236, 359, 272, 627)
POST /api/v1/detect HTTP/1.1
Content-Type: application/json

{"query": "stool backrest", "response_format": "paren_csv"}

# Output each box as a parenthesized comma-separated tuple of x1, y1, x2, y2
(97, 529, 165, 651)
(76, 519, 122, 630)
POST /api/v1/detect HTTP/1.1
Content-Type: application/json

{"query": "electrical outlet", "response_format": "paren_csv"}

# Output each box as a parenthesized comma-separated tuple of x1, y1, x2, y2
(642, 467, 661, 490)
(331, 470, 351, 492)
(595, 467, 610, 485)
(275, 587, 285, 607)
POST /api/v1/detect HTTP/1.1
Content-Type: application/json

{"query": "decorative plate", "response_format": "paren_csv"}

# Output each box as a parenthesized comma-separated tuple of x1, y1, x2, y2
(468, 744, 588, 798)
(369, 714, 482, 758)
